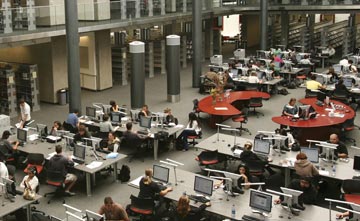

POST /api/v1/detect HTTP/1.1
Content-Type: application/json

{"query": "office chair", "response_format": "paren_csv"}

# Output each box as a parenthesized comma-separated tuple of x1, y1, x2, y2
(23, 153, 45, 181)
(244, 82, 260, 91)
(195, 150, 225, 172)
(341, 179, 360, 204)
(248, 97, 264, 117)
(129, 195, 154, 220)
(241, 159, 266, 181)
(232, 107, 251, 136)
(305, 89, 318, 98)
(121, 134, 148, 162)
(44, 170, 67, 204)
(187, 132, 202, 151)
(62, 121, 77, 134)
(332, 88, 349, 104)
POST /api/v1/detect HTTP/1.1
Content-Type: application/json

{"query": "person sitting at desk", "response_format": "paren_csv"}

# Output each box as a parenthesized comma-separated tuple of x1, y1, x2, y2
(0, 130, 19, 162)
(20, 166, 39, 194)
(339, 57, 349, 66)
(122, 122, 149, 140)
(50, 121, 63, 136)
(176, 112, 201, 151)
(328, 67, 339, 83)
(277, 128, 295, 150)
(103, 132, 120, 153)
(237, 164, 252, 190)
(110, 100, 119, 112)
(99, 114, 115, 133)
(240, 141, 275, 175)
(73, 125, 91, 144)
(335, 79, 350, 93)
(326, 134, 348, 159)
(98, 196, 129, 221)
(282, 98, 298, 118)
(66, 109, 79, 129)
(48, 145, 77, 195)
(348, 60, 358, 74)
(164, 108, 178, 125)
(138, 104, 151, 119)
(0, 159, 8, 179)
(274, 177, 318, 207)
(173, 194, 211, 221)
(306, 74, 326, 90)
(299, 55, 312, 65)
(294, 153, 319, 178)
(248, 71, 262, 84)
(138, 168, 173, 200)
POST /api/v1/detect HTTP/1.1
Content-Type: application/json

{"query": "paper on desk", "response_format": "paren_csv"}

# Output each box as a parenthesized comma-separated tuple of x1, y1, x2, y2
(319, 170, 329, 176)
(47, 152, 57, 160)
(214, 107, 228, 111)
(333, 113, 345, 118)
(46, 135, 61, 141)
(233, 149, 243, 156)
(128, 176, 143, 188)
(175, 124, 184, 128)
(84, 120, 94, 124)
(28, 134, 39, 141)
(86, 161, 103, 169)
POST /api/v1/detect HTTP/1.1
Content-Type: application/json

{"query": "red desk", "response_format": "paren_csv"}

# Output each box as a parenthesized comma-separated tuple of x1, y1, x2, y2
(272, 98, 355, 144)
(199, 91, 270, 127)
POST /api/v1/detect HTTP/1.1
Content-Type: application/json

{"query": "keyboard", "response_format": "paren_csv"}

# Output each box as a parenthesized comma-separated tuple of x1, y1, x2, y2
(242, 215, 261, 221)
(137, 130, 149, 135)
(72, 158, 85, 164)
(188, 195, 210, 203)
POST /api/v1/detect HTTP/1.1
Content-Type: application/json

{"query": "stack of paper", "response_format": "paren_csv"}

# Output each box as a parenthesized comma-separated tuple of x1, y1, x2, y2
(86, 161, 103, 169)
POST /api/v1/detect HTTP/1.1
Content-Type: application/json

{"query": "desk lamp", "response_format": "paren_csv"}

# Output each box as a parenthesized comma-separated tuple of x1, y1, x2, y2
(214, 123, 231, 143)
(240, 182, 265, 191)
(159, 159, 184, 186)
(316, 143, 337, 164)
(306, 139, 323, 148)
(221, 128, 240, 148)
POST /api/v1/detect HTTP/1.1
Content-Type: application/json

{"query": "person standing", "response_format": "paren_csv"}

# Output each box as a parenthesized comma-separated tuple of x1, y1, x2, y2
(19, 98, 31, 128)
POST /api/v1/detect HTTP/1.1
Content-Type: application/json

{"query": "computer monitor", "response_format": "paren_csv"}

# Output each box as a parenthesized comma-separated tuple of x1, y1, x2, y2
(73, 144, 86, 160)
(86, 106, 97, 119)
(343, 78, 353, 89)
(139, 116, 152, 129)
(298, 105, 311, 120)
(333, 64, 342, 73)
(86, 210, 104, 221)
(300, 147, 319, 163)
(249, 190, 273, 214)
(230, 69, 238, 77)
(194, 176, 213, 196)
(353, 155, 360, 170)
(111, 112, 121, 123)
(36, 123, 48, 138)
(317, 91, 326, 103)
(210, 55, 223, 66)
(2, 177, 15, 196)
(17, 128, 27, 143)
(280, 187, 303, 206)
(315, 75, 325, 85)
(253, 139, 270, 155)
(152, 164, 170, 183)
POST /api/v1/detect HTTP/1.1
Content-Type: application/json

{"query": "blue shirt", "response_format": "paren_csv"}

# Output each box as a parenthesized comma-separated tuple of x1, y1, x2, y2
(66, 113, 78, 128)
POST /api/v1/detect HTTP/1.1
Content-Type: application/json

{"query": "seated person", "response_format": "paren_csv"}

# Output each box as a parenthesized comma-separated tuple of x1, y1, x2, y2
(0, 130, 19, 162)
(122, 122, 149, 141)
(326, 45, 336, 57)
(138, 168, 172, 200)
(248, 71, 261, 84)
(223, 71, 235, 90)
(73, 125, 91, 144)
(336, 211, 353, 220)
(282, 98, 298, 118)
(20, 166, 39, 193)
(50, 121, 63, 136)
(99, 114, 115, 133)
(274, 177, 318, 207)
(48, 145, 77, 195)
(98, 196, 129, 221)
(237, 164, 252, 190)
(327, 67, 339, 83)
(177, 112, 201, 151)
(103, 132, 120, 153)
(66, 109, 79, 129)
(109, 100, 119, 112)
(294, 152, 319, 178)
(173, 194, 210, 221)
(164, 108, 178, 125)
(138, 104, 151, 119)
(299, 55, 312, 65)
(349, 60, 358, 74)
(325, 134, 348, 159)
(335, 78, 350, 93)
(240, 141, 275, 175)
(306, 74, 325, 90)
(277, 128, 295, 150)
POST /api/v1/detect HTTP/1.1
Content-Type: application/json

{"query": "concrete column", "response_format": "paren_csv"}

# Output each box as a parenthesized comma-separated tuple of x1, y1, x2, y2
(121, 0, 126, 20)
(213, 29, 222, 55)
(148, 0, 153, 16)
(160, 40, 166, 75)
(95, 30, 112, 90)
(2, 0, 12, 33)
(27, 0, 36, 31)
(306, 14, 315, 50)
(321, 27, 329, 46)
(65, 0, 81, 113)
(181, 35, 187, 68)
(161, 0, 165, 15)
(183, 0, 186, 12)
(205, 19, 213, 59)
(146, 42, 154, 78)
(192, 0, 202, 88)
(166, 35, 180, 103)
(130, 41, 145, 109)
(135, 0, 140, 18)
(280, 10, 289, 48)
(260, 0, 268, 50)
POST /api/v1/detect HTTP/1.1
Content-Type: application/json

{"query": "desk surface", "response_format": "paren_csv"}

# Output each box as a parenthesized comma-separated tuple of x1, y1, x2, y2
(272, 98, 354, 128)
(198, 91, 270, 116)
(128, 168, 336, 220)
(0, 194, 42, 218)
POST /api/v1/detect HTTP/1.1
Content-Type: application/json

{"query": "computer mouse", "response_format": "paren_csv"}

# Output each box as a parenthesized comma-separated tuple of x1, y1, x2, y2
(228, 144, 231, 147)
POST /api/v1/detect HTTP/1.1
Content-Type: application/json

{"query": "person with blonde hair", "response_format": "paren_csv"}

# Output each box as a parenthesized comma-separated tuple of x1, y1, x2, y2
(138, 168, 172, 200)
(174, 194, 210, 221)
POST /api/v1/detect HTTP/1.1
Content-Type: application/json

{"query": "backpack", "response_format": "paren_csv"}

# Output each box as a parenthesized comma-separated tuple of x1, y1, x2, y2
(278, 88, 289, 96)
(175, 138, 185, 150)
(118, 165, 131, 183)
(287, 81, 297, 89)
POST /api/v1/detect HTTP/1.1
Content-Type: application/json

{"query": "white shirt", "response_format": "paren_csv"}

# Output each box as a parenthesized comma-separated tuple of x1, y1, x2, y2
(299, 58, 312, 65)
(186, 120, 201, 134)
(20, 102, 31, 121)
(20, 175, 39, 191)
(328, 48, 336, 56)
(248, 76, 260, 83)
(0, 162, 9, 179)
(339, 59, 349, 66)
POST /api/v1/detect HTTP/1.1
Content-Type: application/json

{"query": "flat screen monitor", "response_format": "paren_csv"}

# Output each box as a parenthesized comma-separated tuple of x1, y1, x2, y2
(86, 210, 104, 221)
(249, 190, 272, 213)
(230, 69, 238, 77)
(343, 78, 353, 89)
(280, 187, 303, 206)
(317, 91, 326, 103)
(152, 164, 170, 183)
(140, 116, 152, 129)
(111, 112, 121, 123)
(298, 105, 311, 120)
(36, 123, 48, 138)
(17, 128, 27, 143)
(300, 147, 319, 163)
(333, 64, 342, 73)
(194, 176, 213, 196)
(86, 106, 97, 119)
(2, 177, 15, 196)
(315, 75, 325, 85)
(73, 144, 86, 160)
(354, 155, 360, 170)
(253, 139, 270, 155)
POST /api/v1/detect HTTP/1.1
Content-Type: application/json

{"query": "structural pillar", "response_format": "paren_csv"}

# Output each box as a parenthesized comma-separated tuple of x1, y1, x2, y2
(129, 41, 145, 109)
(27, 0, 36, 31)
(260, 0, 268, 50)
(349, 14, 356, 52)
(148, 0, 153, 16)
(306, 14, 315, 50)
(192, 0, 202, 88)
(166, 35, 180, 103)
(65, 0, 81, 113)
(205, 19, 213, 59)
(2, 0, 12, 33)
(280, 9, 289, 48)
(121, 0, 126, 20)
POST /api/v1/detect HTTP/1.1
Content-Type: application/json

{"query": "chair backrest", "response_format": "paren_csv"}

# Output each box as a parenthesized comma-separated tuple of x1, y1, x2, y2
(197, 150, 218, 162)
(333, 88, 349, 98)
(305, 89, 318, 98)
(130, 194, 154, 211)
(46, 170, 65, 186)
(350, 103, 358, 112)
(121, 132, 143, 148)
(27, 153, 45, 165)
(62, 121, 77, 133)
(249, 97, 263, 105)
(342, 179, 360, 194)
(245, 82, 259, 91)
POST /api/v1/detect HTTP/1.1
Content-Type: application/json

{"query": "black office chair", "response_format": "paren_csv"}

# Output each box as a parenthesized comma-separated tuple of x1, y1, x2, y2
(332, 88, 349, 104)
(341, 179, 360, 204)
(62, 121, 77, 134)
(248, 97, 264, 117)
(305, 89, 318, 98)
(128, 195, 154, 220)
(121, 133, 148, 162)
(44, 170, 67, 204)
(244, 82, 260, 91)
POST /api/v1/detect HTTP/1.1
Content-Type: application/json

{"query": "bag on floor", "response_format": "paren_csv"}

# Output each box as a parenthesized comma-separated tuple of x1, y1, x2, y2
(278, 88, 289, 95)
(175, 138, 185, 150)
(118, 165, 131, 183)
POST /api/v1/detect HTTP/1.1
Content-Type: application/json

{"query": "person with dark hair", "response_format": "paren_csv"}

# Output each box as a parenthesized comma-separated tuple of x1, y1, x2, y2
(164, 108, 177, 125)
(98, 196, 129, 221)
(282, 98, 298, 117)
(122, 122, 148, 140)
(240, 141, 275, 175)
(327, 133, 348, 159)
(138, 168, 172, 200)
(294, 152, 319, 177)
(73, 125, 91, 144)
(48, 145, 77, 195)
(103, 132, 120, 153)
(306, 74, 325, 90)
(50, 121, 63, 136)
(66, 109, 79, 128)
(138, 104, 151, 118)
(237, 164, 252, 189)
(18, 98, 31, 128)
(109, 100, 119, 112)
(20, 166, 39, 193)
(176, 112, 201, 151)
(174, 194, 210, 221)
(0, 130, 19, 162)
(99, 114, 115, 132)
(328, 67, 339, 83)
(335, 78, 350, 94)
(349, 60, 358, 74)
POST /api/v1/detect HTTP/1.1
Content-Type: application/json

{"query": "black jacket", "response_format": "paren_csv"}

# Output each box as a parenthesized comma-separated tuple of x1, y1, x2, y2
(172, 204, 207, 221)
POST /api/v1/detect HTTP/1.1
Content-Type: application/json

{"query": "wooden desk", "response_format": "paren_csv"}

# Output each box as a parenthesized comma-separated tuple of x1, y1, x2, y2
(0, 194, 42, 221)
(272, 98, 354, 144)
(198, 91, 270, 127)
(128, 168, 337, 220)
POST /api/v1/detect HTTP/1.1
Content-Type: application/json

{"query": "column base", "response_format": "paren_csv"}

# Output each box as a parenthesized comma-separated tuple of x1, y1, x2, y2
(167, 94, 180, 103)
